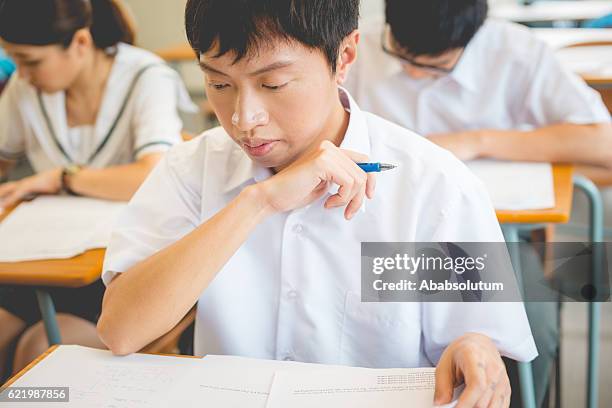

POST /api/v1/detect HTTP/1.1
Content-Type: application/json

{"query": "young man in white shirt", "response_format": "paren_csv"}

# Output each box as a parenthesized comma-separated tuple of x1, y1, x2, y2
(344, 1, 611, 405)
(98, 1, 536, 406)
(346, 0, 612, 166)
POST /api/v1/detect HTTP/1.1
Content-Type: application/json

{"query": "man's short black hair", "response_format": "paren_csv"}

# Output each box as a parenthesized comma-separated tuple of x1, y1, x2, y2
(185, 0, 360, 73)
(385, 0, 487, 57)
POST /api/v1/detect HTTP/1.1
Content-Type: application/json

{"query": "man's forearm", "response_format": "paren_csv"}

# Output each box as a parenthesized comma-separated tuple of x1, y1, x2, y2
(477, 123, 612, 167)
(97, 185, 272, 355)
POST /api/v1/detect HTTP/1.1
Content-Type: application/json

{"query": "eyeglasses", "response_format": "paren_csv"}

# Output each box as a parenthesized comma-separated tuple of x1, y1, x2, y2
(381, 25, 463, 75)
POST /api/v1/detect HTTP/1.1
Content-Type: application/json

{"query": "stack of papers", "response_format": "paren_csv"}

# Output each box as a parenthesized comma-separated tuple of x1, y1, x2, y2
(5, 346, 459, 407)
(0, 196, 126, 262)
(466, 159, 555, 211)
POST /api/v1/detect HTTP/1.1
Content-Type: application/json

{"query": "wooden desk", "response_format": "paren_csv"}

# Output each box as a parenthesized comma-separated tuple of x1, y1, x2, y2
(0, 204, 106, 345)
(0, 249, 104, 288)
(495, 164, 574, 224)
(490, 1, 612, 24)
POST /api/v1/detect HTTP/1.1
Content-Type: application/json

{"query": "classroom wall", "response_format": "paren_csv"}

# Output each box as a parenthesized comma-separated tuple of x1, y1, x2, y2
(123, 0, 189, 51)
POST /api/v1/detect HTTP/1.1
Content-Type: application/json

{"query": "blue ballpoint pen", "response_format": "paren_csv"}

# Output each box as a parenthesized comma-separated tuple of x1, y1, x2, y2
(357, 162, 397, 173)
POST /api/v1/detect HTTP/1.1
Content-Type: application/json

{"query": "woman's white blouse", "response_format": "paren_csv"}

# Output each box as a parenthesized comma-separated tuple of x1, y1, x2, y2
(0, 43, 197, 171)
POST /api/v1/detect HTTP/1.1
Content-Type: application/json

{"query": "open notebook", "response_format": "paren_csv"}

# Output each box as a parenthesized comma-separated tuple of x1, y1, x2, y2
(466, 160, 555, 211)
(0, 196, 126, 262)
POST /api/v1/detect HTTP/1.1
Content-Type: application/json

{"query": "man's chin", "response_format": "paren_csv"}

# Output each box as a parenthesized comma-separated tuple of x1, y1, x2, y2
(250, 153, 296, 173)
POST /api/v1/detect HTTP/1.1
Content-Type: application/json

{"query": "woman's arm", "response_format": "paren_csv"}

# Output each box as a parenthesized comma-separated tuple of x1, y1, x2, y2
(66, 153, 163, 201)
(0, 153, 163, 206)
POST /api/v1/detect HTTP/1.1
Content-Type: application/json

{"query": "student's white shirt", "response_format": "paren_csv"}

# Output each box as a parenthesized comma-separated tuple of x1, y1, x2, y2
(102, 88, 537, 367)
(345, 19, 610, 135)
(0, 43, 196, 172)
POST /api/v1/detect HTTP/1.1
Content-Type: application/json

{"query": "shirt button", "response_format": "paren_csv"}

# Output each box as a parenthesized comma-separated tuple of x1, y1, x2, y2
(292, 224, 304, 234)
(287, 290, 298, 300)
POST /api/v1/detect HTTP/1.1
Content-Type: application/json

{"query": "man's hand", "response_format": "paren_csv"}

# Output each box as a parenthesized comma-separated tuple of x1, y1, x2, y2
(257, 140, 376, 220)
(434, 333, 510, 408)
(427, 131, 484, 161)
(0, 168, 62, 208)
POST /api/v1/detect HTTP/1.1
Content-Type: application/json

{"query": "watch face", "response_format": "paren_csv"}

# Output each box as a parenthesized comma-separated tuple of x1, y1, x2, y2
(66, 165, 82, 175)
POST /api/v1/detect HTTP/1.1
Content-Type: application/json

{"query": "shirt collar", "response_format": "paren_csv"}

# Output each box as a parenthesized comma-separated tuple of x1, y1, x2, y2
(223, 87, 371, 194)
(448, 27, 484, 93)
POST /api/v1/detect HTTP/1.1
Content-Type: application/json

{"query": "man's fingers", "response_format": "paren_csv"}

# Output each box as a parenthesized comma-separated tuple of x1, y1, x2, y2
(323, 152, 366, 213)
(344, 183, 366, 220)
(365, 172, 376, 199)
(324, 164, 355, 209)
(340, 149, 377, 200)
(475, 362, 507, 408)
(340, 148, 369, 164)
(434, 359, 456, 405)
(487, 375, 511, 408)
(456, 357, 488, 408)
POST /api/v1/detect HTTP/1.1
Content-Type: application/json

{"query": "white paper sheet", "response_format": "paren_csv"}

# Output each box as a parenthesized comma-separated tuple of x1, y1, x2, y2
(0, 196, 126, 262)
(6, 345, 202, 408)
(163, 354, 354, 408)
(266, 368, 458, 408)
(466, 160, 555, 211)
(6, 347, 460, 408)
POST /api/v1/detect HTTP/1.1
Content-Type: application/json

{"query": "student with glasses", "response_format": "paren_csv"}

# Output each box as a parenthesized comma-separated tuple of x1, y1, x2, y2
(346, 0, 611, 167)
(344, 1, 611, 406)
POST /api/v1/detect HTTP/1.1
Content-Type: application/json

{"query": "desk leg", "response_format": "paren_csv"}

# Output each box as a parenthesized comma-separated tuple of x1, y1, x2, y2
(502, 224, 537, 408)
(573, 176, 603, 408)
(35, 290, 62, 346)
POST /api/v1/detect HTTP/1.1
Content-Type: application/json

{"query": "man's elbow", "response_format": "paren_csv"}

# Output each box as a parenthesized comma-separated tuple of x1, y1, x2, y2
(97, 314, 140, 356)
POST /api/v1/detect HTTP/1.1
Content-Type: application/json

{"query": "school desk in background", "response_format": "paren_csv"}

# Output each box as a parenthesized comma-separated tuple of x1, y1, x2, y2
(0, 197, 124, 346)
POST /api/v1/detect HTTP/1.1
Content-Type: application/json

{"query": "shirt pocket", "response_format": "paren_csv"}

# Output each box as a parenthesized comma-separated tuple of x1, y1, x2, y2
(339, 291, 421, 368)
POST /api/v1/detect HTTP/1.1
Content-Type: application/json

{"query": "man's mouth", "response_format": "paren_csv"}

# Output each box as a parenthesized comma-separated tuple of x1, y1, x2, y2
(243, 140, 279, 157)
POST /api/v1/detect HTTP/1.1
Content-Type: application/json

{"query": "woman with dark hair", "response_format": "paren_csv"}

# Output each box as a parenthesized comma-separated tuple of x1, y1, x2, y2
(0, 0, 195, 375)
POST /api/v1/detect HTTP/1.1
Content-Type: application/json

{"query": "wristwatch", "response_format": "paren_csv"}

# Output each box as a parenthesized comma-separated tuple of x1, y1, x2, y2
(61, 164, 82, 196)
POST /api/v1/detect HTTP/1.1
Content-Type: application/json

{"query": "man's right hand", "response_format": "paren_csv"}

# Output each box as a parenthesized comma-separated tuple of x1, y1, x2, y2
(256, 140, 376, 220)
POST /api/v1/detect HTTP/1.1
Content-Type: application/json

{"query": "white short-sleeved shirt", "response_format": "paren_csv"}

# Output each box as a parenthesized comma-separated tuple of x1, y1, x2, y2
(0, 43, 197, 172)
(345, 19, 611, 135)
(102, 88, 537, 367)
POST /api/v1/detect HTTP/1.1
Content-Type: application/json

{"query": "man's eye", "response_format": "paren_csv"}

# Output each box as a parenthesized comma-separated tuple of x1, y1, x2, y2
(209, 83, 229, 90)
(262, 83, 288, 91)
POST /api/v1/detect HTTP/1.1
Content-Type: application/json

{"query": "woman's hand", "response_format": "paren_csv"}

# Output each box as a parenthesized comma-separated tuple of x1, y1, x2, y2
(0, 168, 62, 207)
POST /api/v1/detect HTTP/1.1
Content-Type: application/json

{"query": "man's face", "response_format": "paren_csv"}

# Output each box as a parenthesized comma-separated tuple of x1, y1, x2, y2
(200, 39, 344, 171)
(399, 49, 463, 80)
(381, 25, 464, 80)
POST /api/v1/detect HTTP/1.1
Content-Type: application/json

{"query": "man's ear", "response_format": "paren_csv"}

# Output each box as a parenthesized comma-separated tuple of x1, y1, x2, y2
(335, 30, 359, 85)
